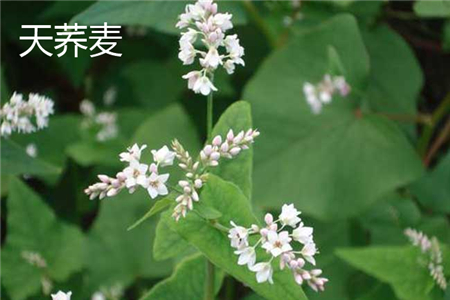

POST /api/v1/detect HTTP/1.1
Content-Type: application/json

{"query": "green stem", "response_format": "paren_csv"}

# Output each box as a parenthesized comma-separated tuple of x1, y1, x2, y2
(242, 1, 277, 49)
(204, 79, 215, 300)
(207, 90, 214, 140)
(204, 260, 215, 300)
(418, 92, 450, 157)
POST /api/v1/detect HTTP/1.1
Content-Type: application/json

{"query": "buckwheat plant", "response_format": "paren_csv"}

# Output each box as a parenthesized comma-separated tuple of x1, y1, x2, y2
(303, 74, 350, 114)
(85, 128, 258, 220)
(404, 228, 447, 290)
(79, 99, 118, 142)
(228, 204, 328, 291)
(176, 0, 244, 96)
(0, 92, 54, 137)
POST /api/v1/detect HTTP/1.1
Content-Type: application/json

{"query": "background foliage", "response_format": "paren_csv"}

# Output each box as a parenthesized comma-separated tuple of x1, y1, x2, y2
(1, 1, 450, 300)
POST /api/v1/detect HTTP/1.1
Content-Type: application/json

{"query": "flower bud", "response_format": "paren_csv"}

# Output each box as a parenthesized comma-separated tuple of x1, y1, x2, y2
(212, 135, 222, 146)
(264, 213, 273, 225)
(194, 179, 203, 189)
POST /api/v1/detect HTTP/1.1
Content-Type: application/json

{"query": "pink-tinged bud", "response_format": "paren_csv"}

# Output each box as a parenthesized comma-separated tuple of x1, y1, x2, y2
(212, 135, 222, 146)
(310, 269, 322, 276)
(204, 145, 213, 155)
(289, 260, 298, 269)
(194, 179, 203, 189)
(209, 160, 219, 167)
(192, 190, 199, 201)
(183, 186, 191, 194)
(233, 131, 244, 143)
(210, 151, 220, 161)
(241, 145, 249, 150)
(296, 258, 305, 268)
(129, 186, 136, 194)
(251, 224, 259, 232)
(176, 195, 184, 203)
(294, 273, 304, 285)
(111, 179, 120, 188)
(98, 175, 110, 183)
(246, 128, 253, 136)
(200, 151, 207, 161)
(99, 191, 107, 200)
(264, 213, 273, 225)
(149, 163, 158, 173)
(227, 129, 234, 141)
(179, 180, 189, 187)
(260, 228, 269, 237)
(107, 188, 118, 197)
(230, 147, 241, 156)
(220, 142, 229, 152)
(116, 172, 126, 181)
(302, 271, 311, 280)
(269, 223, 278, 232)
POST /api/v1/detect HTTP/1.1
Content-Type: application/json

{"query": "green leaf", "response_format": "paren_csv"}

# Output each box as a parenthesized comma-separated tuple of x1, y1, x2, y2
(71, 1, 246, 36)
(1, 178, 85, 300)
(127, 197, 173, 231)
(444, 20, 450, 52)
(12, 115, 81, 168)
(410, 152, 450, 213)
(211, 101, 254, 199)
(153, 217, 194, 261)
(1, 138, 61, 176)
(337, 246, 435, 300)
(140, 254, 224, 300)
(243, 14, 423, 220)
(86, 189, 172, 288)
(414, 0, 450, 18)
(361, 25, 423, 137)
(194, 201, 223, 220)
(67, 109, 149, 167)
(165, 175, 308, 300)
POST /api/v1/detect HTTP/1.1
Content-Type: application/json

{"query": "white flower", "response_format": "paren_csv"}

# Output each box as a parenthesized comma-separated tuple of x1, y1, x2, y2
(51, 291, 72, 300)
(262, 230, 293, 257)
(178, 42, 196, 65)
(292, 223, 313, 244)
(182, 71, 202, 90)
(301, 242, 317, 265)
(151, 145, 176, 167)
(123, 160, 149, 188)
(119, 144, 147, 162)
(180, 28, 198, 45)
(193, 76, 218, 96)
(279, 204, 301, 227)
(140, 172, 170, 199)
(250, 262, 274, 284)
(228, 221, 249, 249)
(212, 13, 233, 31)
(80, 100, 96, 116)
(201, 47, 222, 69)
(234, 246, 256, 267)
(26, 143, 38, 158)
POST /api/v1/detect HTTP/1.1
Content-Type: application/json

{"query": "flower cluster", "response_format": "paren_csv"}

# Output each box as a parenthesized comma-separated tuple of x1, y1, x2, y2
(85, 128, 258, 221)
(229, 204, 327, 292)
(404, 228, 447, 290)
(0, 92, 54, 137)
(176, 0, 245, 95)
(303, 74, 350, 114)
(172, 129, 259, 221)
(79, 100, 118, 142)
(84, 144, 174, 200)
